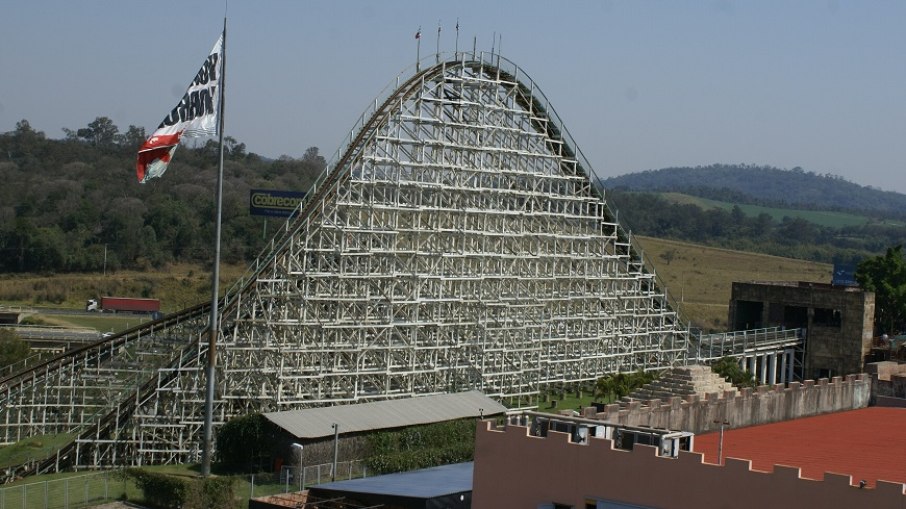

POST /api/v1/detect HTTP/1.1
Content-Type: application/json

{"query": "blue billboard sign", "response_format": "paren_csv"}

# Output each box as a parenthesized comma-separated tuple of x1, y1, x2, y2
(832, 263, 858, 287)
(249, 189, 306, 218)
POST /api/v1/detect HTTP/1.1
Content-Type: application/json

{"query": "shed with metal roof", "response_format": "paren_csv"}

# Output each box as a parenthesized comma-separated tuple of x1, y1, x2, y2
(264, 391, 506, 440)
(263, 391, 506, 471)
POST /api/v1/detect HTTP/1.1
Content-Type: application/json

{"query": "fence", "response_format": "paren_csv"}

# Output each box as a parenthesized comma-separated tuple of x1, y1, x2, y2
(0, 460, 369, 508)
(249, 460, 369, 499)
(0, 471, 127, 509)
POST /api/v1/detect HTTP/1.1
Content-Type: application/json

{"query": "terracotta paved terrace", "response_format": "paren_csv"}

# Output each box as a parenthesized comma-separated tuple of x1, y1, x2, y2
(694, 407, 906, 488)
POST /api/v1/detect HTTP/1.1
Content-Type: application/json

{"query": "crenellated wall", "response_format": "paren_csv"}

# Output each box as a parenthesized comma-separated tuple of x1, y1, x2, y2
(472, 420, 905, 509)
(583, 374, 870, 434)
(865, 361, 906, 406)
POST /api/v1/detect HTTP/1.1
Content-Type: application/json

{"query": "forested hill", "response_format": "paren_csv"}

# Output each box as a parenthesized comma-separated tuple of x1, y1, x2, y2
(601, 164, 906, 216)
(0, 118, 325, 274)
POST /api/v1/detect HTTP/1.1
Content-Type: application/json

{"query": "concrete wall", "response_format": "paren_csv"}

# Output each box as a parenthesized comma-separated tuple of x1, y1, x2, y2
(865, 361, 906, 406)
(582, 374, 870, 434)
(472, 422, 906, 509)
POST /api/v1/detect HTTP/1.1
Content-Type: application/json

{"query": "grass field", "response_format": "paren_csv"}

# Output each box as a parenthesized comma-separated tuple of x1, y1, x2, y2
(659, 192, 900, 228)
(634, 236, 832, 331)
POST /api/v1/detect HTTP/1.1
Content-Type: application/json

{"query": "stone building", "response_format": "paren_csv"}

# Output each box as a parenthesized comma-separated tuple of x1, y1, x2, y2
(727, 281, 874, 380)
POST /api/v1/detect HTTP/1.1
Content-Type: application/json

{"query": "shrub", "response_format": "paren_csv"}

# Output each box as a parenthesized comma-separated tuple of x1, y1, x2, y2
(0, 329, 30, 368)
(126, 469, 239, 509)
(365, 420, 476, 474)
(710, 356, 756, 388)
(126, 469, 188, 509)
(215, 413, 275, 472)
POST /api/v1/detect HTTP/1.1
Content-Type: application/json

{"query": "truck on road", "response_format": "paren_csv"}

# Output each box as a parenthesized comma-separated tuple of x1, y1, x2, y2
(86, 297, 162, 317)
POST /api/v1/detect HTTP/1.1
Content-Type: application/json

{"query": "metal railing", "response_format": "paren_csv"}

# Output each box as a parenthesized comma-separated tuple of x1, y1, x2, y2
(249, 459, 369, 499)
(690, 326, 803, 363)
(0, 352, 51, 379)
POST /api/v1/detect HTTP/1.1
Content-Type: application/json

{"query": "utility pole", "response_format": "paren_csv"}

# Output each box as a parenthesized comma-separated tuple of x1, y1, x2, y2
(291, 443, 304, 491)
(714, 419, 730, 465)
(332, 423, 339, 481)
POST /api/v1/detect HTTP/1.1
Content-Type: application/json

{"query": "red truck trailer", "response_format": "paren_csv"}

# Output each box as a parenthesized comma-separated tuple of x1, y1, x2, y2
(86, 297, 161, 314)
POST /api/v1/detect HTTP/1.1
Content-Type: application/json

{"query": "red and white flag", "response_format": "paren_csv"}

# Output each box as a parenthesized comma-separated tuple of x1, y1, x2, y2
(136, 33, 223, 183)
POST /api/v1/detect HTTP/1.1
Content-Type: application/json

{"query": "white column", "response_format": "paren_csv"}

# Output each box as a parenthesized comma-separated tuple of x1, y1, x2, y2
(759, 354, 768, 385)
(768, 353, 777, 385)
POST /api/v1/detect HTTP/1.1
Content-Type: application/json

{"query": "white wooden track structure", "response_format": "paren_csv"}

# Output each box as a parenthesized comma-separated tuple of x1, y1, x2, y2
(0, 53, 688, 477)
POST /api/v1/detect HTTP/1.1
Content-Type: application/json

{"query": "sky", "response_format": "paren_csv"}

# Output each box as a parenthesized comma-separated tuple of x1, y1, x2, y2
(2, 1, 905, 192)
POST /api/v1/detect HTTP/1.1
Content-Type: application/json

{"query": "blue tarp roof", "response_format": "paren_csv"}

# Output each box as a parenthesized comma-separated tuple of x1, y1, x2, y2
(311, 462, 473, 499)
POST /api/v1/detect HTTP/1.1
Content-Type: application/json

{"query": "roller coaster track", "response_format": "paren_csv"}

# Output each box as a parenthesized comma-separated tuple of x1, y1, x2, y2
(1, 63, 448, 482)
(2, 51, 693, 479)
(1, 304, 211, 479)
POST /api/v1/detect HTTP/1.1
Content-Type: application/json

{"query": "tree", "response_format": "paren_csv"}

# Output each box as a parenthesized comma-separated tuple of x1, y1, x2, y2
(215, 413, 275, 472)
(13, 119, 45, 141)
(594, 370, 657, 402)
(710, 357, 756, 388)
(659, 248, 677, 266)
(224, 136, 246, 159)
(0, 328, 30, 368)
(84, 116, 119, 147)
(856, 245, 906, 334)
(118, 125, 147, 150)
(302, 146, 326, 168)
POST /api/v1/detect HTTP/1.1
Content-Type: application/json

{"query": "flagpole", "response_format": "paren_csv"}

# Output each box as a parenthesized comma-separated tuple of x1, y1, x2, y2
(435, 21, 441, 63)
(416, 27, 421, 71)
(455, 19, 459, 57)
(201, 16, 226, 478)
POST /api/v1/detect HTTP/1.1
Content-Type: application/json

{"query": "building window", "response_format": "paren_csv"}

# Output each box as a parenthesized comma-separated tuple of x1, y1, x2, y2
(813, 307, 842, 328)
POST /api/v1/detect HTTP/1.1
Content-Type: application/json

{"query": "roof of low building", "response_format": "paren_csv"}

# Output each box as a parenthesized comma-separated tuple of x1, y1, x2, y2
(263, 390, 506, 439)
(694, 407, 906, 488)
(310, 462, 473, 500)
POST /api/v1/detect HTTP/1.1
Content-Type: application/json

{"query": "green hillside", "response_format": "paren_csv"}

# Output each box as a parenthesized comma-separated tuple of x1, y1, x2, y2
(602, 163, 906, 217)
(658, 192, 889, 229)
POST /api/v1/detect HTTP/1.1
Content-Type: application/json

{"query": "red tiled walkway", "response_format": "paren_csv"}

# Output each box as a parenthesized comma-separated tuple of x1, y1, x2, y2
(694, 407, 906, 487)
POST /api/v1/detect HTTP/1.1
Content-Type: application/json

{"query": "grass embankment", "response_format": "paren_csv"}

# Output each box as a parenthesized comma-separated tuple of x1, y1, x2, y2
(0, 262, 247, 313)
(635, 236, 832, 331)
(0, 433, 76, 469)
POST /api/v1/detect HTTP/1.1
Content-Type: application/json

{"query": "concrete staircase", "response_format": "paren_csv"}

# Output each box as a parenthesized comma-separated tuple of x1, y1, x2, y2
(623, 365, 737, 404)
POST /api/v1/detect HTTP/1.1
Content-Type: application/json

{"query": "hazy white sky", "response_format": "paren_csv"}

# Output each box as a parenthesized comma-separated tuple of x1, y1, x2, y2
(2, 1, 905, 192)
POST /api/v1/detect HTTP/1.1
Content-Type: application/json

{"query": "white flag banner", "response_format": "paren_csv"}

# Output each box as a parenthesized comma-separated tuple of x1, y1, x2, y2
(136, 33, 223, 183)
